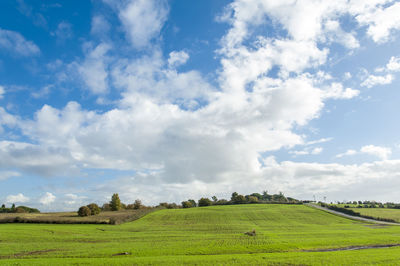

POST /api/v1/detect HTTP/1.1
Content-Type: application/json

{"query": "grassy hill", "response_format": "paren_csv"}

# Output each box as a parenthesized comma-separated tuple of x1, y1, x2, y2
(349, 207, 400, 223)
(1, 204, 400, 265)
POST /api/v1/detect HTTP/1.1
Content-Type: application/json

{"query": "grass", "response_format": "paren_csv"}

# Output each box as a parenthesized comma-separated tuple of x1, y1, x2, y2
(0, 208, 157, 224)
(1, 204, 400, 265)
(349, 207, 400, 223)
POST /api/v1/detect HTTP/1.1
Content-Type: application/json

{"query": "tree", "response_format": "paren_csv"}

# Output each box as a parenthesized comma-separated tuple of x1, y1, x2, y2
(102, 203, 111, 211)
(11, 204, 16, 212)
(110, 193, 122, 211)
(212, 196, 218, 202)
(78, 206, 91, 217)
(198, 197, 212, 207)
(181, 201, 193, 208)
(87, 203, 101, 215)
(231, 192, 238, 201)
(248, 196, 258, 203)
(133, 199, 142, 209)
(188, 199, 197, 207)
(231, 193, 246, 204)
(1, 204, 5, 209)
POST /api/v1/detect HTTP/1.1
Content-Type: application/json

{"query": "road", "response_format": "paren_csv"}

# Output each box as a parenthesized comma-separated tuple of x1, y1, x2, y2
(305, 203, 400, 226)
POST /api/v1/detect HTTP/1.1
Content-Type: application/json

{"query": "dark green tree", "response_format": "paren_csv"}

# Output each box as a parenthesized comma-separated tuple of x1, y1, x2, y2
(133, 199, 142, 209)
(87, 203, 101, 215)
(181, 201, 193, 208)
(78, 206, 91, 217)
(198, 197, 212, 207)
(110, 193, 122, 211)
(188, 199, 197, 207)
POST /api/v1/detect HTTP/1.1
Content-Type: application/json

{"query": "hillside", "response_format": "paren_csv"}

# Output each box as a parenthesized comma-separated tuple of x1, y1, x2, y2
(1, 204, 400, 265)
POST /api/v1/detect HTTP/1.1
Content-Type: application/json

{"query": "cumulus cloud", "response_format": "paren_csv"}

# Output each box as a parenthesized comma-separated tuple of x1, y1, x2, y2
(39, 192, 56, 205)
(355, 1, 400, 43)
(168, 51, 189, 68)
(105, 0, 169, 49)
(78, 43, 111, 94)
(386, 56, 400, 72)
(361, 74, 393, 88)
(6, 193, 30, 204)
(361, 145, 391, 160)
(0, 28, 40, 56)
(337, 146, 391, 160)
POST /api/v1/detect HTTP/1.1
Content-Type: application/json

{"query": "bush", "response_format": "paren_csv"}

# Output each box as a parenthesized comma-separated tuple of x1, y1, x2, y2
(198, 197, 212, 207)
(87, 203, 101, 215)
(78, 206, 91, 217)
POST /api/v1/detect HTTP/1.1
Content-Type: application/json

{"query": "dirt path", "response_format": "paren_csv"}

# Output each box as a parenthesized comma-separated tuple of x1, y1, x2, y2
(305, 203, 400, 226)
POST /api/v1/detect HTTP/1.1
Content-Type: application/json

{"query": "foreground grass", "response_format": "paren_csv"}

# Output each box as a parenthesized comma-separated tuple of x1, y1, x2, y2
(349, 207, 400, 223)
(1, 204, 400, 265)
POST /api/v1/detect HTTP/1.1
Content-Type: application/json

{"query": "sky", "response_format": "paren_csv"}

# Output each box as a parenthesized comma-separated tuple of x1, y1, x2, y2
(1, 0, 400, 211)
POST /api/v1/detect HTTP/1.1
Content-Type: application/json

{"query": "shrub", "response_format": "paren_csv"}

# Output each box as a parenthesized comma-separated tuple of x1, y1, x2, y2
(198, 197, 212, 207)
(78, 206, 91, 217)
(87, 203, 101, 215)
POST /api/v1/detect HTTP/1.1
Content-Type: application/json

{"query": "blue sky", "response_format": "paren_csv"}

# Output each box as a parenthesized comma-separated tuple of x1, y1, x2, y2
(1, 0, 400, 210)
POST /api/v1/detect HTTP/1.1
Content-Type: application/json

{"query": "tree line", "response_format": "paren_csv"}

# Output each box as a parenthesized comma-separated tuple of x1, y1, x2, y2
(0, 204, 40, 213)
(77, 191, 299, 216)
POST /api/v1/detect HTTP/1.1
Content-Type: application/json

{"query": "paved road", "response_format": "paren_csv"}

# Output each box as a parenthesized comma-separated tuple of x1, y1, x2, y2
(305, 203, 400, 226)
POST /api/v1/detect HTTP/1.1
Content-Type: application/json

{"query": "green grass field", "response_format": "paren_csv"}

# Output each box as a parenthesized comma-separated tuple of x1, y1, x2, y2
(349, 207, 400, 223)
(1, 204, 400, 265)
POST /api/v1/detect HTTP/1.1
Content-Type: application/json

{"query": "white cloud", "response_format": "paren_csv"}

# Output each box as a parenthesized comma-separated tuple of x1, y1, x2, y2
(323, 83, 359, 99)
(6, 193, 30, 204)
(290, 147, 323, 156)
(311, 147, 323, 155)
(0, 28, 40, 56)
(361, 74, 393, 88)
(110, 0, 169, 49)
(39, 192, 56, 205)
(168, 51, 189, 68)
(53, 21, 73, 41)
(336, 149, 357, 158)
(0, 170, 20, 181)
(386, 56, 400, 72)
(91, 15, 110, 36)
(355, 1, 400, 43)
(78, 43, 111, 94)
(0, 85, 4, 99)
(361, 145, 391, 160)
(306, 137, 333, 145)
